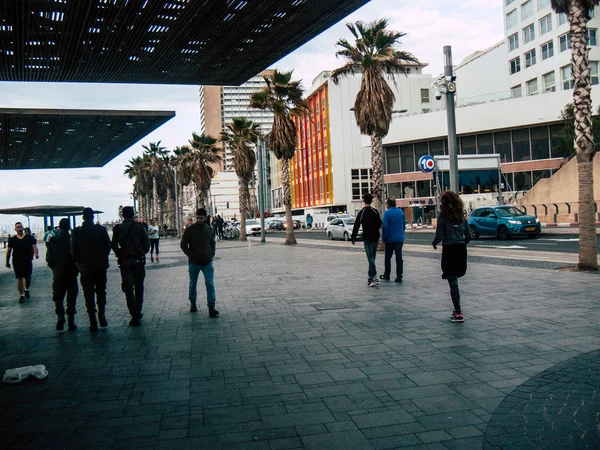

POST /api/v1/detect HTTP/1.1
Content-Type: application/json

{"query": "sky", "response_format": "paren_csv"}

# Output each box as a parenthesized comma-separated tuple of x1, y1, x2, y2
(0, 0, 504, 232)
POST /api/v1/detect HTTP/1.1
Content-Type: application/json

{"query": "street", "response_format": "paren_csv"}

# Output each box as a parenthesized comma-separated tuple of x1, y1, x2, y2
(265, 230, 600, 254)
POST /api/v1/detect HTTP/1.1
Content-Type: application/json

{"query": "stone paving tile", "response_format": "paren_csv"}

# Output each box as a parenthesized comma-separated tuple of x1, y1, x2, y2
(1, 239, 600, 449)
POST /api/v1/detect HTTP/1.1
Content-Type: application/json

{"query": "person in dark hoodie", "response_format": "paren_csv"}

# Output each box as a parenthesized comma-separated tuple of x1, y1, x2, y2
(47, 218, 79, 332)
(351, 193, 383, 287)
(180, 208, 218, 317)
(432, 191, 472, 323)
(111, 206, 150, 326)
(71, 207, 112, 332)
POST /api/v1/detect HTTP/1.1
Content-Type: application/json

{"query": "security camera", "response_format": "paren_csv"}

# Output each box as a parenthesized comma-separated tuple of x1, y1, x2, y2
(435, 92, 442, 101)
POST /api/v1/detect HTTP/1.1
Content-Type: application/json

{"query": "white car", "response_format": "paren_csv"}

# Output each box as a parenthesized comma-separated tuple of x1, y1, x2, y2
(245, 219, 266, 236)
(325, 217, 361, 241)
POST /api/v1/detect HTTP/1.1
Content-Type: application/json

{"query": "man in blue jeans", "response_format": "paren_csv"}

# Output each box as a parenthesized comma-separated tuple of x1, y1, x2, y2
(351, 193, 382, 287)
(381, 197, 406, 283)
(180, 208, 219, 317)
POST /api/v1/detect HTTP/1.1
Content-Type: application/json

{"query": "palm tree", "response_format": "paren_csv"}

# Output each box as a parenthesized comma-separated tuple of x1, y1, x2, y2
(189, 132, 222, 210)
(124, 155, 152, 218)
(142, 141, 168, 222)
(551, 0, 599, 270)
(250, 70, 308, 245)
(221, 118, 261, 241)
(159, 154, 175, 229)
(331, 19, 417, 213)
(173, 146, 194, 234)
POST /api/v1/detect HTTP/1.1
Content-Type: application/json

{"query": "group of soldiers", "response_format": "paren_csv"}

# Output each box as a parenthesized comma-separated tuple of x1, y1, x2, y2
(5, 206, 151, 331)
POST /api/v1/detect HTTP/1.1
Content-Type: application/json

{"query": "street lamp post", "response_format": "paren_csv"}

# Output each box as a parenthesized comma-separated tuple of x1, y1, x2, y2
(443, 46, 459, 193)
(257, 135, 266, 243)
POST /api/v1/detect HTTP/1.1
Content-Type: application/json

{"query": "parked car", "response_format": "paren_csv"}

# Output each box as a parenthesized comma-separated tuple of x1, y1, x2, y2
(325, 217, 360, 241)
(284, 220, 303, 230)
(245, 219, 266, 236)
(268, 220, 285, 230)
(468, 205, 541, 240)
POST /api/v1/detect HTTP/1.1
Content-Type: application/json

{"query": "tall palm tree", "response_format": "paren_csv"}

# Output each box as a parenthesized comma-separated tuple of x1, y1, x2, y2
(159, 153, 175, 229)
(189, 132, 222, 210)
(173, 146, 194, 234)
(331, 19, 417, 213)
(142, 141, 168, 222)
(124, 155, 152, 218)
(551, 0, 599, 270)
(250, 70, 308, 245)
(221, 118, 261, 241)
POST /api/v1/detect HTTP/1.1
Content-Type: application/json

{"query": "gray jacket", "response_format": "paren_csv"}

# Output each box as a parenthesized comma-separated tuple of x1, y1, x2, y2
(432, 214, 472, 247)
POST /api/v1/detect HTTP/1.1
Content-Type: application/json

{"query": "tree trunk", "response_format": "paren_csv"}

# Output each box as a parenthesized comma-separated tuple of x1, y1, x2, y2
(282, 158, 296, 245)
(152, 177, 159, 221)
(159, 201, 165, 230)
(370, 135, 384, 215)
(238, 176, 248, 241)
(178, 183, 185, 234)
(570, 2, 598, 270)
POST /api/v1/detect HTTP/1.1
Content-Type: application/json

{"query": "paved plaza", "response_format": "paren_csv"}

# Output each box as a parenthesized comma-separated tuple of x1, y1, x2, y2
(0, 237, 599, 449)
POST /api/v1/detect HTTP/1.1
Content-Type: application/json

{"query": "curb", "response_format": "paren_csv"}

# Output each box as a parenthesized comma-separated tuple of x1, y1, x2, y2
(542, 223, 600, 228)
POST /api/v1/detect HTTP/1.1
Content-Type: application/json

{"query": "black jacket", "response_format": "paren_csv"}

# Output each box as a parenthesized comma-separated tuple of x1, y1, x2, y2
(111, 220, 150, 262)
(352, 206, 382, 242)
(46, 229, 78, 276)
(71, 221, 112, 270)
(180, 222, 216, 265)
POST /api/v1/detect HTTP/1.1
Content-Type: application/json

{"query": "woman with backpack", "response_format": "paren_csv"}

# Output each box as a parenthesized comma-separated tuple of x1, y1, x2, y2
(432, 191, 472, 323)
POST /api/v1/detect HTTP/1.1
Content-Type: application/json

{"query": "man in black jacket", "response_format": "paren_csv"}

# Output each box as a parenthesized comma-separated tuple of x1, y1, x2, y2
(111, 206, 150, 326)
(351, 193, 382, 287)
(180, 208, 218, 316)
(72, 207, 112, 332)
(47, 218, 79, 331)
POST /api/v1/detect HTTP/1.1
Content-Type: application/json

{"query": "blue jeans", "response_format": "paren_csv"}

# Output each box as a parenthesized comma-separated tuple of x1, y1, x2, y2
(363, 241, 378, 281)
(188, 262, 216, 306)
(384, 242, 404, 280)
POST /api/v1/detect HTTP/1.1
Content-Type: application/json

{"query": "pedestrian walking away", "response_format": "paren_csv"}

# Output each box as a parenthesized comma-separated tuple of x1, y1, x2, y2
(162, 223, 168, 239)
(216, 215, 225, 241)
(306, 213, 313, 230)
(180, 208, 219, 317)
(46, 219, 79, 332)
(381, 197, 406, 283)
(148, 218, 160, 262)
(112, 206, 150, 326)
(432, 191, 472, 323)
(72, 207, 112, 332)
(42, 226, 55, 245)
(351, 193, 382, 287)
(5, 222, 39, 303)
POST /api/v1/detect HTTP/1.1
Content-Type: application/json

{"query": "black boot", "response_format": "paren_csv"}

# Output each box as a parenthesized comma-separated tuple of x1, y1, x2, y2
(67, 315, 77, 331)
(89, 314, 99, 332)
(98, 306, 108, 328)
(56, 315, 66, 331)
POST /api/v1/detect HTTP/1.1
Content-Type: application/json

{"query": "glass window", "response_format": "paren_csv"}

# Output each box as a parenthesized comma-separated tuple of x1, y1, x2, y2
(590, 8, 597, 19)
(540, 14, 552, 35)
(543, 71, 556, 92)
(420, 89, 430, 103)
(495, 131, 512, 162)
(514, 171, 532, 190)
(511, 84, 522, 98)
(416, 180, 431, 198)
(429, 139, 445, 156)
(506, 9, 517, 30)
(591, 61, 599, 85)
(526, 78, 538, 95)
(588, 29, 597, 46)
(559, 13, 567, 26)
(460, 136, 477, 155)
(525, 49, 537, 68)
(523, 24, 535, 44)
(400, 144, 415, 173)
(541, 40, 554, 60)
(506, 0, 515, 5)
(550, 123, 572, 158)
(414, 142, 429, 163)
(510, 57, 521, 75)
(351, 169, 372, 200)
(559, 33, 571, 52)
(513, 129, 531, 161)
(538, 0, 550, 9)
(508, 33, 519, 51)
(385, 145, 400, 174)
(478, 133, 494, 154)
(561, 64, 574, 90)
(522, 0, 533, 20)
(401, 182, 415, 199)
(531, 126, 550, 159)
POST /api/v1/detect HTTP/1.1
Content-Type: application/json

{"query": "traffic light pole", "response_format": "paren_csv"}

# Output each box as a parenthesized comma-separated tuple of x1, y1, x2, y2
(444, 46, 459, 193)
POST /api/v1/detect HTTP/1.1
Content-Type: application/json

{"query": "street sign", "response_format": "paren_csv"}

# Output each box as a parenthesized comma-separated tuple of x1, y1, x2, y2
(418, 155, 435, 173)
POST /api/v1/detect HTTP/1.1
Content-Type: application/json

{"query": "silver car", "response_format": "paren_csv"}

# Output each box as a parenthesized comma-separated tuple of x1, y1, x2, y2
(325, 217, 361, 241)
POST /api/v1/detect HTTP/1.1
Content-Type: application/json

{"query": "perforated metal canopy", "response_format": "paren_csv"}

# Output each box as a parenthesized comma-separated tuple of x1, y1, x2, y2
(0, 108, 175, 170)
(0, 205, 103, 217)
(0, 0, 370, 85)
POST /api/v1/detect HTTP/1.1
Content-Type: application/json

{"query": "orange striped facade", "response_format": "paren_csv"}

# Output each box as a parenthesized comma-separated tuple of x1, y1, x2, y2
(291, 83, 334, 209)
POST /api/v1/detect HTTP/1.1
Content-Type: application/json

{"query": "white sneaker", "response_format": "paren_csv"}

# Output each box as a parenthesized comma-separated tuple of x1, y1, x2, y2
(368, 279, 379, 287)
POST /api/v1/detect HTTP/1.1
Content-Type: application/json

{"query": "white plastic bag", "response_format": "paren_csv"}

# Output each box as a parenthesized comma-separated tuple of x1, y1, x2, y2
(2, 365, 48, 384)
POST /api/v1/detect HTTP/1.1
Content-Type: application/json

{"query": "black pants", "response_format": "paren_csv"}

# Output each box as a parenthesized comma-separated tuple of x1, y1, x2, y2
(383, 242, 404, 279)
(119, 261, 145, 318)
(80, 267, 107, 316)
(53, 271, 78, 316)
(150, 239, 159, 255)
